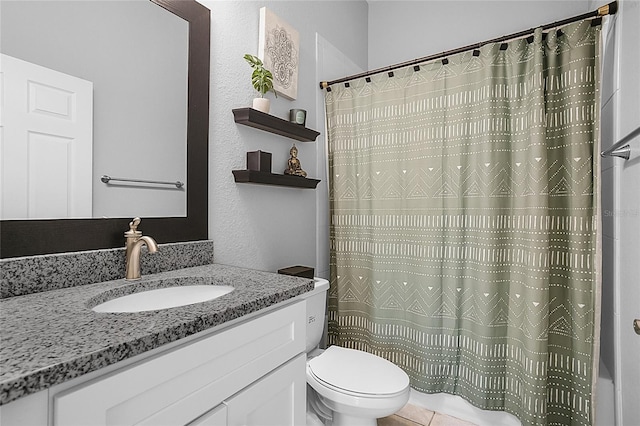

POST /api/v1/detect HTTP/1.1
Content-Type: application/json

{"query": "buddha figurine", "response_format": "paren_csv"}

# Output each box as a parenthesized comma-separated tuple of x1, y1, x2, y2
(284, 144, 307, 177)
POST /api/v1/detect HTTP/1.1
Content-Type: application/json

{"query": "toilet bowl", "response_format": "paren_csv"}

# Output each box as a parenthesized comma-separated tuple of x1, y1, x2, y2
(301, 278, 410, 426)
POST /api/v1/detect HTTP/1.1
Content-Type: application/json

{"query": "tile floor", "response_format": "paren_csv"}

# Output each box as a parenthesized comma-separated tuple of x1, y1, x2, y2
(378, 403, 478, 426)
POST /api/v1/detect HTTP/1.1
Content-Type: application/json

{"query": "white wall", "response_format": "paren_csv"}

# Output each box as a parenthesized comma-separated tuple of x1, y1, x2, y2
(613, 1, 640, 419)
(597, 0, 619, 397)
(594, 0, 640, 424)
(202, 1, 368, 273)
(368, 1, 590, 69)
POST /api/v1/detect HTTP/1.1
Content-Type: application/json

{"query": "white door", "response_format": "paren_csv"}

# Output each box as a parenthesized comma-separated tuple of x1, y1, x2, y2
(0, 54, 93, 219)
(315, 34, 364, 279)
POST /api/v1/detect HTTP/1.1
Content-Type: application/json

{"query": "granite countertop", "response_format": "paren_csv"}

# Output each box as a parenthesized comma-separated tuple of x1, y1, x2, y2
(0, 264, 314, 406)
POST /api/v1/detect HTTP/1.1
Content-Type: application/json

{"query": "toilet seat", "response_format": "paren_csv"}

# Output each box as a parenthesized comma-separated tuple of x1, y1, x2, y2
(308, 367, 409, 400)
(307, 346, 409, 397)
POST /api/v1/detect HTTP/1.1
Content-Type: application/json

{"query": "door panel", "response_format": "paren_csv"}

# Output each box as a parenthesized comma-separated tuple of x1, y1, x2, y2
(0, 54, 93, 219)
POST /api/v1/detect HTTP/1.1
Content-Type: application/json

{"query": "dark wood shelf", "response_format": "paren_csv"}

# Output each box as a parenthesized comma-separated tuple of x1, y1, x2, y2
(232, 170, 320, 189)
(232, 108, 320, 142)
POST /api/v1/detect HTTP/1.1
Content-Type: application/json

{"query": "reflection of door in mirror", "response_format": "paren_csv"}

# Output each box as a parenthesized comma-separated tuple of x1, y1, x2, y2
(1, 54, 93, 220)
(0, 0, 188, 220)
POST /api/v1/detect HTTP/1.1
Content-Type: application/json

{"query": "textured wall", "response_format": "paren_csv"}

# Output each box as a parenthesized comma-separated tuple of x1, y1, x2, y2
(201, 1, 368, 273)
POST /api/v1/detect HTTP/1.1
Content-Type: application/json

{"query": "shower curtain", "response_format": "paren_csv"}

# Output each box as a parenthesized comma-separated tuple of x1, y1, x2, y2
(325, 19, 601, 426)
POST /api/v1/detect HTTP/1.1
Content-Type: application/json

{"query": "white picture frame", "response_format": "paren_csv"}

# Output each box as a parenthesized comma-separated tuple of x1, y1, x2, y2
(258, 7, 299, 100)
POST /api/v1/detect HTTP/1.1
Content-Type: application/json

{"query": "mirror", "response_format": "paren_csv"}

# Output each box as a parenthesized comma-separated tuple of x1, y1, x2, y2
(1, 0, 188, 219)
(0, 0, 210, 258)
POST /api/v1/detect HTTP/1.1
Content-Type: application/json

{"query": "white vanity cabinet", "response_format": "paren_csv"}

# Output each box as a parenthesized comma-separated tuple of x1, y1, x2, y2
(188, 404, 227, 426)
(1, 301, 306, 426)
(224, 354, 305, 425)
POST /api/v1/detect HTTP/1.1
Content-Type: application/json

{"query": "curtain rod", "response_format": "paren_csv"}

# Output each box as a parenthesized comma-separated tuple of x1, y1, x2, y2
(319, 1, 618, 90)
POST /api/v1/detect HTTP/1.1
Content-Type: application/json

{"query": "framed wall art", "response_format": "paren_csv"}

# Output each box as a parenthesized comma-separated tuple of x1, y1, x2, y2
(258, 7, 299, 100)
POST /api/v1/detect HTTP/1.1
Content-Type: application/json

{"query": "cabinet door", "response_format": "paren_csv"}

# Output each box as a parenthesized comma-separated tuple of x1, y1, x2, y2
(53, 302, 305, 426)
(225, 354, 306, 426)
(0, 390, 48, 426)
(187, 404, 227, 426)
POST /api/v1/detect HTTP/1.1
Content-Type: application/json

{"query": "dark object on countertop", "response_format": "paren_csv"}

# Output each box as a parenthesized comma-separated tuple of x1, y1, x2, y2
(278, 266, 314, 279)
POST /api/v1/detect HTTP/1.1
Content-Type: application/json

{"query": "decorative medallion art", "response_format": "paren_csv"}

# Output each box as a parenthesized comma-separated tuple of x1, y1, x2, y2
(258, 7, 299, 100)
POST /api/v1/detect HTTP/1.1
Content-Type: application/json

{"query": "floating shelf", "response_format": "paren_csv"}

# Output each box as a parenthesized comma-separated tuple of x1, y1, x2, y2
(232, 108, 320, 142)
(232, 170, 320, 189)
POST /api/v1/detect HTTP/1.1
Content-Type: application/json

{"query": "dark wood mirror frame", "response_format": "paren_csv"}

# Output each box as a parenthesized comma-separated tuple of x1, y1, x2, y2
(0, 0, 210, 259)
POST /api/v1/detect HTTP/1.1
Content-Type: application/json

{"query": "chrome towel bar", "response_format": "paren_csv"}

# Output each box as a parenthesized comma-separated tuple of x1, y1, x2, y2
(101, 175, 184, 189)
(601, 125, 640, 160)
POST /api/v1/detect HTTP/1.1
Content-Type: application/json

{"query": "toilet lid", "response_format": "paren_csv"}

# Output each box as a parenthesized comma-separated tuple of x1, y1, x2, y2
(307, 346, 409, 395)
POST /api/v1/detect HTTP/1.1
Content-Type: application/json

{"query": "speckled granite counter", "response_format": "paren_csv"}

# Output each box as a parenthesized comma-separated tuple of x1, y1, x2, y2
(0, 263, 314, 405)
(1, 240, 216, 298)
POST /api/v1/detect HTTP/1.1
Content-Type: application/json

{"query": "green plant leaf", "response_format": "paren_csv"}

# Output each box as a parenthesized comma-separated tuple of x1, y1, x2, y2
(244, 53, 276, 98)
(243, 54, 263, 69)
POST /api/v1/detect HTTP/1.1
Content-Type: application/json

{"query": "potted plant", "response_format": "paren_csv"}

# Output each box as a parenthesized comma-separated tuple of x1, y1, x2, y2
(244, 54, 277, 113)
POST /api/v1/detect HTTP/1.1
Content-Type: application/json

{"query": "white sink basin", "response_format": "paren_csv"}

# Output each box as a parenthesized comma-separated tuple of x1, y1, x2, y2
(92, 285, 234, 313)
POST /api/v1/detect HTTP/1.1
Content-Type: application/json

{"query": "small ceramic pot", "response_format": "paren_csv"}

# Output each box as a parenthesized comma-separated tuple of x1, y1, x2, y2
(252, 98, 270, 113)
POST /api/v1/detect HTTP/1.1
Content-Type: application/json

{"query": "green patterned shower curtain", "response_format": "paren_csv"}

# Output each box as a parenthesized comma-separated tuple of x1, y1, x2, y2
(325, 20, 601, 426)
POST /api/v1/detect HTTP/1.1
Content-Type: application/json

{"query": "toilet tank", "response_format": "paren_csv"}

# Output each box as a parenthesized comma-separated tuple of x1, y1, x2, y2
(299, 278, 329, 353)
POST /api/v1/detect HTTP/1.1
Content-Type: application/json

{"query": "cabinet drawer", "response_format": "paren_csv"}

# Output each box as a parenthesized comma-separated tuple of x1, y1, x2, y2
(54, 301, 305, 426)
(225, 354, 306, 426)
(187, 404, 227, 426)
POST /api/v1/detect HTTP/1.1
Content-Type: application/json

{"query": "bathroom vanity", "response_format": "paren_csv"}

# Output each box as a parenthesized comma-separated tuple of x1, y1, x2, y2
(0, 259, 313, 426)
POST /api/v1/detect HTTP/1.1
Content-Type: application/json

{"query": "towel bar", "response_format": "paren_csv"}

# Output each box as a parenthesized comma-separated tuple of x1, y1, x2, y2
(101, 175, 184, 189)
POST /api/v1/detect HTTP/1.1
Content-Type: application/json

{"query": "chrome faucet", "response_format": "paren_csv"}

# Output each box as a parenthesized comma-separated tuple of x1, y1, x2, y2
(124, 217, 158, 280)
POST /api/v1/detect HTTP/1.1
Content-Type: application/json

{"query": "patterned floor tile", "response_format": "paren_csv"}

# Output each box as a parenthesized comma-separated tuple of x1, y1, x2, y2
(395, 403, 436, 424)
(377, 403, 478, 426)
(378, 414, 423, 426)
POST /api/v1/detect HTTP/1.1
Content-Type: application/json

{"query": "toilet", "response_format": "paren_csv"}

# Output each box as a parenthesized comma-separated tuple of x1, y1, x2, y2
(301, 278, 410, 426)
